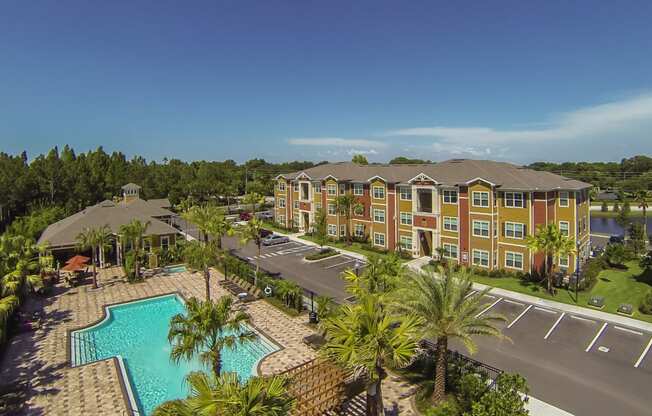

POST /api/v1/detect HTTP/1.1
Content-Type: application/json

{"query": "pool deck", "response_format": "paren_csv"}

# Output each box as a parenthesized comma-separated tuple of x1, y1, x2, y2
(0, 266, 417, 415)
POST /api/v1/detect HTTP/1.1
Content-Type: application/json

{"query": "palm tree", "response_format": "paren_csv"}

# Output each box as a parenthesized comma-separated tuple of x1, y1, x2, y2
(392, 269, 505, 404)
(182, 205, 213, 244)
(0, 294, 19, 343)
(526, 224, 576, 294)
(183, 239, 219, 300)
(239, 218, 264, 285)
(168, 296, 256, 377)
(634, 190, 649, 237)
(321, 294, 422, 416)
(342, 254, 402, 297)
(335, 194, 356, 245)
(152, 371, 295, 416)
(76, 225, 112, 289)
(205, 211, 233, 250)
(119, 219, 150, 280)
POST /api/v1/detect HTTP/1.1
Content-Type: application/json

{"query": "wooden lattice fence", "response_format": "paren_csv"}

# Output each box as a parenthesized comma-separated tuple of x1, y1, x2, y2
(282, 358, 350, 415)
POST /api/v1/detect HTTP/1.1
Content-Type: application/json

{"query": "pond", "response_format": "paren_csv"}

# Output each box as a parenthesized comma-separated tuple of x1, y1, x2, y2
(590, 215, 652, 237)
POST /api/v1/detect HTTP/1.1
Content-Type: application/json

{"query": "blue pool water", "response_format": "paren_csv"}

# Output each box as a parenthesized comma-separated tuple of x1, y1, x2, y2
(70, 294, 278, 415)
(164, 265, 188, 273)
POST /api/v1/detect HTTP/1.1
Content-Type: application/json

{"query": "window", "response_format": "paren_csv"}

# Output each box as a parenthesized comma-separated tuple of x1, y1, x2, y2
(472, 250, 489, 267)
(277, 215, 285, 225)
(278, 182, 286, 192)
(504, 192, 525, 208)
(293, 200, 299, 209)
(443, 217, 458, 232)
(315, 202, 322, 211)
(559, 191, 569, 207)
(493, 220, 498, 238)
(472, 220, 490, 237)
(327, 224, 337, 236)
(505, 252, 524, 270)
(353, 183, 364, 196)
(328, 203, 337, 215)
(400, 212, 412, 225)
(399, 235, 413, 251)
(340, 225, 346, 236)
(339, 184, 346, 195)
(374, 232, 386, 247)
(505, 222, 525, 239)
(443, 190, 458, 204)
(559, 255, 569, 268)
(399, 187, 412, 200)
(442, 243, 458, 259)
(373, 186, 385, 199)
(143, 238, 151, 253)
(293, 216, 300, 227)
(278, 198, 286, 208)
(373, 208, 385, 223)
(472, 191, 489, 207)
(313, 183, 321, 193)
(354, 223, 365, 238)
(559, 221, 569, 236)
(161, 236, 170, 251)
(293, 183, 299, 192)
(327, 184, 337, 196)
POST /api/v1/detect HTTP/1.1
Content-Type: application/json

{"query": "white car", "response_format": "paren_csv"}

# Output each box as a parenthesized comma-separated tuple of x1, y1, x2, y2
(262, 234, 290, 246)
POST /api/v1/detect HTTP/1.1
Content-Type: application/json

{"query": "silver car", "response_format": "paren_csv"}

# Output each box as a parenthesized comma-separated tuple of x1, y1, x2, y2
(262, 234, 290, 246)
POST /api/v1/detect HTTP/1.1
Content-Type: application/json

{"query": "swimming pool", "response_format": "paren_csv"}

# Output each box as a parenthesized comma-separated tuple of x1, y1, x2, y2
(70, 294, 278, 415)
(164, 264, 187, 273)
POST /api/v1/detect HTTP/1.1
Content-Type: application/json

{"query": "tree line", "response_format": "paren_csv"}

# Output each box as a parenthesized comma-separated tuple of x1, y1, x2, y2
(0, 145, 320, 230)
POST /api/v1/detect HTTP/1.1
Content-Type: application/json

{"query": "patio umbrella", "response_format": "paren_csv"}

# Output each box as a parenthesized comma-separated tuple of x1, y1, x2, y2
(65, 255, 90, 265)
(61, 262, 87, 272)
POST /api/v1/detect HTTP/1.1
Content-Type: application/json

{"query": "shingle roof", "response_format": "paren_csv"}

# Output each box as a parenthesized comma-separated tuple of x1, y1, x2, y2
(278, 159, 592, 191)
(38, 199, 178, 249)
(147, 198, 172, 209)
(121, 183, 142, 191)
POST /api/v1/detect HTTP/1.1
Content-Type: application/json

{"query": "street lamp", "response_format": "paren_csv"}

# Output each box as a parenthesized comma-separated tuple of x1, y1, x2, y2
(354, 260, 361, 277)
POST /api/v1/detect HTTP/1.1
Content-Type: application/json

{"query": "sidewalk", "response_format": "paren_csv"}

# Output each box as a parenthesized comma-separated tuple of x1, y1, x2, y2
(274, 230, 369, 261)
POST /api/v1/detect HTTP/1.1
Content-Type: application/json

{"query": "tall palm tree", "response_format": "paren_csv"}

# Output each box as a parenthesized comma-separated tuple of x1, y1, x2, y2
(168, 296, 256, 377)
(205, 211, 233, 250)
(152, 371, 295, 416)
(183, 240, 219, 300)
(634, 190, 649, 237)
(526, 224, 576, 294)
(392, 269, 505, 404)
(321, 294, 422, 416)
(335, 194, 356, 245)
(76, 225, 112, 289)
(182, 204, 213, 244)
(119, 219, 150, 280)
(239, 218, 264, 285)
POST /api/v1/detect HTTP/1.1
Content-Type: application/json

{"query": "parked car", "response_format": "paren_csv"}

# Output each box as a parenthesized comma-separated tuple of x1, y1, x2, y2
(239, 212, 252, 221)
(262, 234, 290, 246)
(259, 228, 273, 238)
(257, 211, 274, 220)
(608, 235, 624, 245)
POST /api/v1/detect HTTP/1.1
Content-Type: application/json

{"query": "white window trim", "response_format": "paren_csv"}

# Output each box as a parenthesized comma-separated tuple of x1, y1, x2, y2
(327, 224, 338, 236)
(372, 186, 385, 199)
(278, 198, 286, 208)
(472, 249, 490, 268)
(559, 254, 570, 267)
(472, 220, 490, 238)
(442, 189, 458, 204)
(505, 251, 524, 270)
(442, 243, 458, 259)
(327, 203, 337, 216)
(472, 191, 490, 208)
(161, 236, 170, 250)
(373, 208, 386, 223)
(443, 216, 458, 232)
(559, 221, 570, 236)
(400, 212, 412, 225)
(327, 184, 337, 196)
(340, 224, 346, 236)
(354, 224, 365, 237)
(353, 183, 364, 196)
(504, 222, 525, 239)
(504, 192, 525, 208)
(559, 191, 570, 207)
(399, 235, 413, 250)
(373, 232, 386, 247)
(399, 187, 412, 201)
(278, 183, 286, 192)
(313, 183, 321, 193)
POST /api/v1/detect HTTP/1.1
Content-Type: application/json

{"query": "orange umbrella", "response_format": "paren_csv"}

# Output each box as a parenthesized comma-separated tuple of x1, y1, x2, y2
(66, 255, 90, 265)
(62, 262, 87, 272)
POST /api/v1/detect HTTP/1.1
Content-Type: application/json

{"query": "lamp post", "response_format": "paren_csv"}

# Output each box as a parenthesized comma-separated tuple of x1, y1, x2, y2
(354, 260, 361, 277)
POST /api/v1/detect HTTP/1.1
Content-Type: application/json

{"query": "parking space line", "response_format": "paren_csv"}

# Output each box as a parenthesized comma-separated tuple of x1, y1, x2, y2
(324, 259, 358, 269)
(484, 294, 497, 299)
(570, 315, 595, 323)
(534, 306, 557, 314)
(544, 312, 566, 339)
(634, 336, 652, 368)
(614, 326, 644, 336)
(476, 298, 502, 318)
(503, 299, 524, 306)
(507, 304, 532, 329)
(464, 290, 477, 299)
(586, 322, 608, 352)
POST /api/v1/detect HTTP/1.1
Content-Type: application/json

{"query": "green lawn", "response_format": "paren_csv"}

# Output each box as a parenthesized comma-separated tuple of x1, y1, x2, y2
(466, 261, 652, 323)
(590, 210, 646, 218)
(299, 234, 410, 262)
(260, 221, 294, 234)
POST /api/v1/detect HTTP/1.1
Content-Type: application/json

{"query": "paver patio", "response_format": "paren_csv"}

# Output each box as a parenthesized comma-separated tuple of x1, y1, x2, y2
(0, 266, 417, 415)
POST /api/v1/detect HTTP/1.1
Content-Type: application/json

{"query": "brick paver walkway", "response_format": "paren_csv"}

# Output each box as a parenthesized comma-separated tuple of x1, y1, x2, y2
(0, 266, 418, 415)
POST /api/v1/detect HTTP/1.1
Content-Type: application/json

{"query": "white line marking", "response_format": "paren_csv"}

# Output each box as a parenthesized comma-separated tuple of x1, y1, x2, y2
(247, 257, 254, 261)
(634, 336, 652, 368)
(614, 326, 644, 336)
(570, 315, 595, 323)
(503, 299, 525, 306)
(507, 305, 532, 329)
(464, 290, 477, 299)
(534, 306, 557, 314)
(476, 298, 502, 318)
(324, 259, 358, 269)
(544, 312, 566, 339)
(484, 294, 497, 299)
(586, 323, 608, 352)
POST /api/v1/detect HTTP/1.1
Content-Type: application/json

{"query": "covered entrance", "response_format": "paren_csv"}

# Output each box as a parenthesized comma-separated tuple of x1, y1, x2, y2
(418, 229, 433, 257)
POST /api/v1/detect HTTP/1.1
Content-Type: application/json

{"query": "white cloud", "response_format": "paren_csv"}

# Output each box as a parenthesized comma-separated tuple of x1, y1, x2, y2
(388, 94, 652, 145)
(287, 137, 387, 148)
(346, 148, 378, 155)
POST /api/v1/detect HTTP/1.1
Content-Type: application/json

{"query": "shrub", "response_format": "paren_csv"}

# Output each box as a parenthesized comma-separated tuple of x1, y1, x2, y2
(601, 201, 609, 212)
(640, 292, 652, 315)
(604, 243, 627, 267)
(579, 256, 607, 291)
(305, 248, 337, 261)
(468, 373, 529, 416)
(613, 202, 620, 212)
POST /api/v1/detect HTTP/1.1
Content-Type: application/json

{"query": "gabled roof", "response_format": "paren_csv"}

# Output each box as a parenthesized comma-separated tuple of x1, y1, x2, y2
(121, 183, 142, 191)
(277, 159, 592, 191)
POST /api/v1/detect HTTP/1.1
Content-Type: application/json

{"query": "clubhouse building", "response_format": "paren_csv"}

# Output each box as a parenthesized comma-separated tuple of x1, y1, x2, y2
(274, 159, 592, 275)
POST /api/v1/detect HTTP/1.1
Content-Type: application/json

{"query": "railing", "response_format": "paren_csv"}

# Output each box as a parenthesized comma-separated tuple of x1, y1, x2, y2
(70, 331, 99, 366)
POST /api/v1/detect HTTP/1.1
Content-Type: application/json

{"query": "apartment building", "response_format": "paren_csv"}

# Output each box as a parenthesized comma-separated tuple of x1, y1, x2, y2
(274, 159, 592, 275)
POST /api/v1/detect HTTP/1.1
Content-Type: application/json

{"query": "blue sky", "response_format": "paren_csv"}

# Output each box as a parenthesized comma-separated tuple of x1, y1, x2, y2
(1, 0, 651, 164)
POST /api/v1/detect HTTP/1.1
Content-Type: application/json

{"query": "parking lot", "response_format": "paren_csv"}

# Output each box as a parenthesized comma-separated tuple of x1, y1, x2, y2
(451, 290, 652, 416)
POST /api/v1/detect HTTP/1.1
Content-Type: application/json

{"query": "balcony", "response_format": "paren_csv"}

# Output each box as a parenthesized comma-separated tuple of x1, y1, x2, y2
(416, 189, 433, 213)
